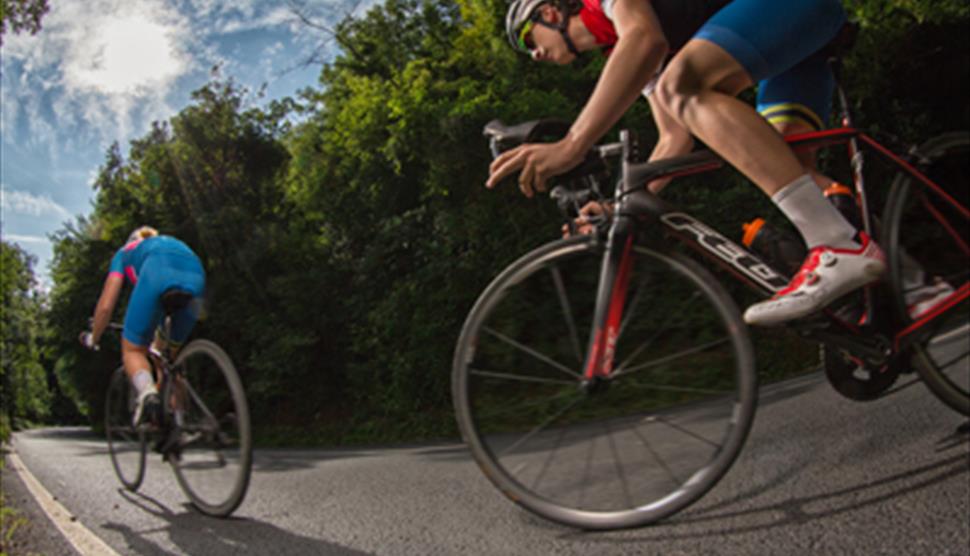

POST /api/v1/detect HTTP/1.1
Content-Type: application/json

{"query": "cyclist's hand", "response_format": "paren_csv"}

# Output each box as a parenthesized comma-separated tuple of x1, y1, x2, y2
(78, 331, 99, 351)
(486, 139, 584, 198)
(561, 201, 613, 237)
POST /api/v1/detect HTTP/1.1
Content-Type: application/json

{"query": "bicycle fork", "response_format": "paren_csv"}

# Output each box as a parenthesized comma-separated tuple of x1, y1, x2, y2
(582, 217, 636, 381)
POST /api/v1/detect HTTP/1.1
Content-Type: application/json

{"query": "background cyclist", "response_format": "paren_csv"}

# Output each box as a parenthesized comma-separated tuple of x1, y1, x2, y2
(488, 0, 886, 326)
(79, 226, 206, 426)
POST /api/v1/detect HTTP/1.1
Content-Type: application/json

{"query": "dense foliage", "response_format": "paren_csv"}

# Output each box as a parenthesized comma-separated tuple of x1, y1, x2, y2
(1, 242, 50, 440)
(14, 0, 970, 444)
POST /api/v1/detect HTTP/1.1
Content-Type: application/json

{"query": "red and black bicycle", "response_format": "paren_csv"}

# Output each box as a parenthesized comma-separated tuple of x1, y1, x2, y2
(452, 73, 968, 529)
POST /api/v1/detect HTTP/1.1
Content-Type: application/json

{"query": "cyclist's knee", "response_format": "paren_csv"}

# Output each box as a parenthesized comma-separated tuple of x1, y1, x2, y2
(654, 63, 729, 123)
(654, 67, 699, 122)
(772, 120, 819, 169)
(121, 338, 149, 355)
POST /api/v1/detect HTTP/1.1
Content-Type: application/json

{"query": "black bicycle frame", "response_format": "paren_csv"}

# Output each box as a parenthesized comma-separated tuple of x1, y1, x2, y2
(580, 127, 969, 380)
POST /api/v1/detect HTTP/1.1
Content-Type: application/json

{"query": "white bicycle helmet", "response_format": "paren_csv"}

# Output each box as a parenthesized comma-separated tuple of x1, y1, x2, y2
(127, 225, 159, 245)
(505, 0, 581, 56)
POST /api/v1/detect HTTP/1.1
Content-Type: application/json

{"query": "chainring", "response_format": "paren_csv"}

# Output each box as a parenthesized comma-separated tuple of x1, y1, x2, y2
(821, 343, 901, 401)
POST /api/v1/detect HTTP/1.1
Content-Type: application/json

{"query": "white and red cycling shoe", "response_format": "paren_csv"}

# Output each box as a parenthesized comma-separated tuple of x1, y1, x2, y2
(906, 281, 955, 320)
(744, 233, 886, 326)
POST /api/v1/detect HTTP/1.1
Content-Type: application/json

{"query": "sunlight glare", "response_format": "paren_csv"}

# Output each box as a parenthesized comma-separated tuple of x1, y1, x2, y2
(66, 15, 187, 95)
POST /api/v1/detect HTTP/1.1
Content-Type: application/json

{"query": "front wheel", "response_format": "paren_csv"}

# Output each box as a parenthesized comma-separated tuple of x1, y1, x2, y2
(452, 236, 757, 530)
(883, 132, 970, 416)
(105, 366, 147, 491)
(170, 339, 253, 517)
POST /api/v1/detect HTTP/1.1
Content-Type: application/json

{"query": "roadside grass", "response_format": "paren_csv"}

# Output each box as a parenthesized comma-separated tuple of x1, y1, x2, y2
(0, 457, 41, 556)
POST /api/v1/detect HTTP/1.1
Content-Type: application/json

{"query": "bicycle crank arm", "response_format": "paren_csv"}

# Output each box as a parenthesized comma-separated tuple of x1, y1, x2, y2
(811, 330, 892, 366)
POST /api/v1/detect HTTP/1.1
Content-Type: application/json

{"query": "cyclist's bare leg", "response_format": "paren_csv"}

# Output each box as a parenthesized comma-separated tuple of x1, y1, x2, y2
(122, 338, 158, 404)
(655, 39, 859, 246)
(121, 338, 151, 382)
(772, 120, 836, 191)
(655, 39, 885, 325)
(654, 40, 804, 194)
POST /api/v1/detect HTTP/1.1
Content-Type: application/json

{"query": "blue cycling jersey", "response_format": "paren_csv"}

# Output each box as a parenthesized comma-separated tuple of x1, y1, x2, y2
(109, 236, 198, 285)
(107, 236, 206, 347)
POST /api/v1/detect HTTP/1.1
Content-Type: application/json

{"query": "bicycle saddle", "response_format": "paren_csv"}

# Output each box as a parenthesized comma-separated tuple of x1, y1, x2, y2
(161, 290, 194, 315)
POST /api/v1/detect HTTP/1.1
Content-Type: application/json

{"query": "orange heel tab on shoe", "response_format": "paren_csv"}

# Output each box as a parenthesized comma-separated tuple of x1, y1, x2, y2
(742, 218, 765, 248)
(824, 183, 854, 198)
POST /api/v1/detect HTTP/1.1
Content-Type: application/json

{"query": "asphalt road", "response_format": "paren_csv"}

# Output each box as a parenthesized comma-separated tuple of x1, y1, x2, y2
(7, 371, 969, 556)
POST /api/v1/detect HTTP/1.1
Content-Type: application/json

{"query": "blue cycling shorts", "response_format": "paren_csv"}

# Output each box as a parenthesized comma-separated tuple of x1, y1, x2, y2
(695, 0, 846, 130)
(123, 253, 205, 347)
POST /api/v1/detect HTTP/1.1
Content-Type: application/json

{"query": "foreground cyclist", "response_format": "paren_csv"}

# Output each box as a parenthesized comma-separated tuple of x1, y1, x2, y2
(487, 0, 886, 326)
(79, 226, 206, 426)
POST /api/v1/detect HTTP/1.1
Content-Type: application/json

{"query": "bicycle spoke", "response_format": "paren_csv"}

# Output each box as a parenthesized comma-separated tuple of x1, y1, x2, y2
(617, 272, 653, 341)
(549, 266, 584, 364)
(650, 415, 720, 449)
(498, 393, 587, 458)
(613, 337, 730, 379)
(920, 192, 970, 255)
(618, 381, 733, 397)
(483, 326, 583, 380)
(930, 351, 969, 373)
(630, 422, 682, 487)
(181, 378, 221, 425)
(578, 429, 596, 508)
(473, 388, 578, 421)
(605, 420, 633, 509)
(614, 292, 703, 374)
(527, 427, 568, 492)
(470, 368, 578, 386)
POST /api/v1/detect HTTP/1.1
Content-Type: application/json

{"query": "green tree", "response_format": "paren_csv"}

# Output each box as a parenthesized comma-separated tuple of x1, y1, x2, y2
(0, 0, 49, 45)
(1, 241, 51, 434)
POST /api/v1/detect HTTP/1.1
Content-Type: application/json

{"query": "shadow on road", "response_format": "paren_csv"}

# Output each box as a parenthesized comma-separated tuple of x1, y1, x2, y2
(103, 490, 372, 556)
(556, 450, 967, 545)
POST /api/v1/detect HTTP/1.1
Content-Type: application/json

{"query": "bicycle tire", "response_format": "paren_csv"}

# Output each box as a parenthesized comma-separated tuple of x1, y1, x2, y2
(169, 339, 253, 517)
(105, 366, 147, 491)
(453, 236, 757, 529)
(882, 131, 970, 415)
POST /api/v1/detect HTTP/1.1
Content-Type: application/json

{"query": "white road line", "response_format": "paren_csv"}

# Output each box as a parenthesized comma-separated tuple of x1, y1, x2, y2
(6, 447, 122, 556)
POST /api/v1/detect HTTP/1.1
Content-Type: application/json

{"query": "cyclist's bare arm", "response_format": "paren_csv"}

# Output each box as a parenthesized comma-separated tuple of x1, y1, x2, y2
(91, 274, 123, 344)
(567, 0, 669, 154)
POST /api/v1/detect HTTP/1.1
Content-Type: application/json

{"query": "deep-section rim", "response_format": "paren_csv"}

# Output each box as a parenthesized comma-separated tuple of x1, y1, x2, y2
(105, 366, 147, 491)
(452, 236, 757, 529)
(170, 339, 253, 517)
(883, 131, 970, 415)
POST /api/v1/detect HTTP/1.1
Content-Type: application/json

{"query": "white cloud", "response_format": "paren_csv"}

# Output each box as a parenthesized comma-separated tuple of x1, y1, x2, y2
(1, 189, 73, 219)
(1, 0, 198, 146)
(218, 6, 294, 34)
(1, 233, 51, 245)
(61, 14, 189, 95)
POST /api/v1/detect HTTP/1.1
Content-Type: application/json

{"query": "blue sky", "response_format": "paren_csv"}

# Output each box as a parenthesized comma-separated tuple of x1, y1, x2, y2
(1, 0, 363, 289)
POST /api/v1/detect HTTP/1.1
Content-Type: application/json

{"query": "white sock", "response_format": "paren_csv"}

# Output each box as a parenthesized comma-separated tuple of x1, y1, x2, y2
(772, 174, 858, 249)
(132, 370, 156, 396)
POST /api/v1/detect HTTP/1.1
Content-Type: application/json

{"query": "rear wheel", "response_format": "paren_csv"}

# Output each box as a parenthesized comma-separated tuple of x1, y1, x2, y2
(452, 236, 757, 529)
(883, 132, 970, 415)
(169, 339, 253, 517)
(105, 367, 146, 491)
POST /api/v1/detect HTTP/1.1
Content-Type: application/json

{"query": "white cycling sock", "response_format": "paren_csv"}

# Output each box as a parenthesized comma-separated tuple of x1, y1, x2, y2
(132, 369, 156, 396)
(772, 174, 859, 249)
